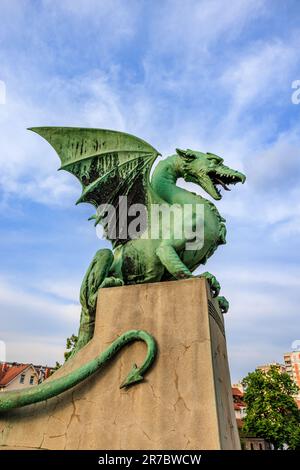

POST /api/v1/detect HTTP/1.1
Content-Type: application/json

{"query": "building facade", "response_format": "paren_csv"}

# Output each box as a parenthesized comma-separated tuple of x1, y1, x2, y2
(0, 362, 54, 391)
(0, 363, 39, 391)
(284, 351, 300, 387)
(242, 437, 272, 451)
(232, 386, 246, 421)
(284, 350, 300, 400)
(256, 362, 286, 374)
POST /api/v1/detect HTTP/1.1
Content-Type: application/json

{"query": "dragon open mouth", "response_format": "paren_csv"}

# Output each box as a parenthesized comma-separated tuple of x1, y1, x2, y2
(207, 168, 246, 200)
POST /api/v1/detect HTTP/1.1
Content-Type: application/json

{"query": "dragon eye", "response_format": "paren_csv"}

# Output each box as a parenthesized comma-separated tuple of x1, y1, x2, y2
(207, 152, 223, 164)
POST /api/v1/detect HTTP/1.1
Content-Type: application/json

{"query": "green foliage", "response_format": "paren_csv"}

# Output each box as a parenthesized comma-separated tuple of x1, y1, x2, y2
(50, 334, 79, 373)
(50, 361, 62, 374)
(242, 366, 300, 449)
(64, 334, 78, 362)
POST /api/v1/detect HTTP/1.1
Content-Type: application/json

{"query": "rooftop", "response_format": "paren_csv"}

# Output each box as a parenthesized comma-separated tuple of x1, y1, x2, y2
(0, 364, 30, 387)
(232, 387, 244, 397)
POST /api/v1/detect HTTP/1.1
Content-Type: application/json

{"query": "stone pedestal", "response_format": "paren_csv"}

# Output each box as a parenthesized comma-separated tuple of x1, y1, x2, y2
(0, 278, 240, 450)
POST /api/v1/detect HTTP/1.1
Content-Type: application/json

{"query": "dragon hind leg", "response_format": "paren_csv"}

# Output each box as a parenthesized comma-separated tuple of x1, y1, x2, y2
(73, 249, 114, 355)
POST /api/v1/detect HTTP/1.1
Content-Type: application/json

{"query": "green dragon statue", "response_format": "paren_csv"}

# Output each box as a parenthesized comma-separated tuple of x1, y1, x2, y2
(0, 127, 245, 412)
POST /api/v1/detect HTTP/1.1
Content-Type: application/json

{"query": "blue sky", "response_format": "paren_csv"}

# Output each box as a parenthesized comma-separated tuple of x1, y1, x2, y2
(1, 0, 300, 382)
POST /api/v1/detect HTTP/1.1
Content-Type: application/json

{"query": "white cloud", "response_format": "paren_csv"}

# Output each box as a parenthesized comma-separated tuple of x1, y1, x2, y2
(39, 278, 81, 303)
(272, 217, 300, 240)
(221, 39, 297, 114)
(0, 71, 128, 206)
(2, 333, 66, 366)
(218, 264, 300, 289)
(224, 282, 299, 382)
(0, 276, 79, 323)
(144, 0, 266, 81)
(0, 275, 80, 364)
(43, 0, 138, 38)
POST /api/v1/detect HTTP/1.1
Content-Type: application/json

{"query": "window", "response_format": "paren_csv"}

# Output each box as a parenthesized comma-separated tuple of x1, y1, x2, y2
(29, 375, 35, 385)
(19, 374, 25, 384)
(259, 443, 263, 450)
(250, 443, 254, 450)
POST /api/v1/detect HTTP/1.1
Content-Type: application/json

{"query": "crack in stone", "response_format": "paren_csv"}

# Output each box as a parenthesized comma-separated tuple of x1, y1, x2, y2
(48, 414, 66, 425)
(147, 382, 160, 401)
(60, 391, 81, 448)
(141, 428, 152, 442)
(0, 421, 12, 445)
(3, 443, 45, 450)
(173, 360, 191, 413)
(39, 432, 46, 449)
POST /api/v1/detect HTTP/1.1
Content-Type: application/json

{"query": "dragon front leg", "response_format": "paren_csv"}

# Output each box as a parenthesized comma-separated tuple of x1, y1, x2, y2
(216, 295, 229, 314)
(156, 244, 194, 280)
(199, 271, 220, 297)
(156, 245, 221, 298)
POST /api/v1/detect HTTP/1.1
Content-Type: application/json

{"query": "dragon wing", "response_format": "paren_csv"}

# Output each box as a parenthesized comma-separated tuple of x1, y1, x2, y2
(29, 127, 160, 246)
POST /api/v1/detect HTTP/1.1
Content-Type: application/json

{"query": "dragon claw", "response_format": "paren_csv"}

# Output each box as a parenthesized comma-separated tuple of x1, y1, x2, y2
(120, 363, 144, 389)
(199, 272, 220, 297)
(217, 296, 229, 314)
(101, 277, 124, 288)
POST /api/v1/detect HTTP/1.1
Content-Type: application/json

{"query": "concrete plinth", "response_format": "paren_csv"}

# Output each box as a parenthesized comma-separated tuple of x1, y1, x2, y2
(0, 278, 240, 450)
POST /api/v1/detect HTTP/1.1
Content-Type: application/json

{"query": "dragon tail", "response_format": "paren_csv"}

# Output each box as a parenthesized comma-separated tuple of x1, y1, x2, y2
(0, 330, 156, 412)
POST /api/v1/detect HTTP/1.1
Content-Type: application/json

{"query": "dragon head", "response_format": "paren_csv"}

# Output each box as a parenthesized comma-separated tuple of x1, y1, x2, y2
(176, 148, 246, 200)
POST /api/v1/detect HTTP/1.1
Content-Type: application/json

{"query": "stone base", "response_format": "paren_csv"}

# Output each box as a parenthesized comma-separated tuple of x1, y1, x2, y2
(0, 278, 240, 450)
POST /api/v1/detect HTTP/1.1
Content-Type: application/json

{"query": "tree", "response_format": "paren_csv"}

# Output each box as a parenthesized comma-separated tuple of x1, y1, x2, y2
(50, 334, 78, 373)
(242, 365, 300, 449)
(64, 334, 78, 362)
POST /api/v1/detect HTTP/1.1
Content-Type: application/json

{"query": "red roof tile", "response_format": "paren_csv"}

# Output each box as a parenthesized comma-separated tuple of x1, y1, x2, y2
(232, 387, 243, 397)
(0, 364, 30, 387)
(234, 402, 246, 409)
